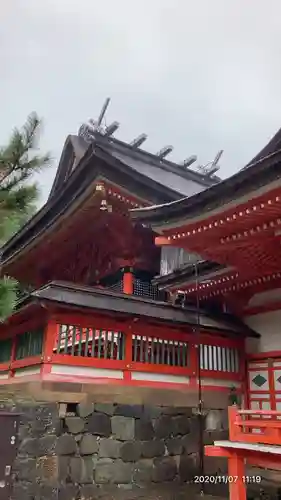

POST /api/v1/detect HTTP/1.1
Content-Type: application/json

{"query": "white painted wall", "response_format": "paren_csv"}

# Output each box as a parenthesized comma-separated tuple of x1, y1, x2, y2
(245, 310, 281, 353)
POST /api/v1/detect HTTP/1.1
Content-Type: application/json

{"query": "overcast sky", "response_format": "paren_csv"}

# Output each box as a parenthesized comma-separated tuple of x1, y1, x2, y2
(1, 0, 281, 204)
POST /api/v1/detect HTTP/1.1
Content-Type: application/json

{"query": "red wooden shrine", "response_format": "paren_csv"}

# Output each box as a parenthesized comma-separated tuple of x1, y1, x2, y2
(131, 126, 281, 498)
(3, 115, 281, 497)
(0, 125, 243, 398)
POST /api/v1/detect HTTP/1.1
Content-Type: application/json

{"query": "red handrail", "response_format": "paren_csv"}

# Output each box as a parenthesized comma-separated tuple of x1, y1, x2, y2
(229, 406, 281, 445)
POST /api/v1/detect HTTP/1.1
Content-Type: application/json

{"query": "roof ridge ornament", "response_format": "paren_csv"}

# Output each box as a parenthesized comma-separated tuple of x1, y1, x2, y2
(156, 145, 174, 160)
(192, 150, 223, 177)
(78, 97, 116, 142)
(130, 133, 148, 148)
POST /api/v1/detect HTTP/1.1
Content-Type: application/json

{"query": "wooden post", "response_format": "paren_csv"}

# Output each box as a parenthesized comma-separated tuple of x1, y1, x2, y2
(43, 318, 58, 362)
(41, 318, 58, 376)
(189, 341, 198, 388)
(124, 324, 133, 381)
(123, 268, 134, 295)
(228, 405, 239, 441)
(9, 335, 17, 378)
(228, 453, 246, 500)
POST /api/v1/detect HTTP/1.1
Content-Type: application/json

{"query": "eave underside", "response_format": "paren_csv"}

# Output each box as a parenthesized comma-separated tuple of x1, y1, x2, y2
(2, 146, 192, 267)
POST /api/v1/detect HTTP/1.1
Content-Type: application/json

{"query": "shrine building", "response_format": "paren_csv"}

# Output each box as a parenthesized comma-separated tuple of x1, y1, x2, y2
(0, 116, 254, 409)
(131, 126, 281, 414)
(2, 112, 281, 499)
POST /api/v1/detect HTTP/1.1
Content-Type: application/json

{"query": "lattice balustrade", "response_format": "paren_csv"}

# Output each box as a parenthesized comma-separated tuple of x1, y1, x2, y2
(200, 343, 240, 374)
(0, 316, 244, 388)
(54, 324, 125, 361)
(132, 335, 189, 367)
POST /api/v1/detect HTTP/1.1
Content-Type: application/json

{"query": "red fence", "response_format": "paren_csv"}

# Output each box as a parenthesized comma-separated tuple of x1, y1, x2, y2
(0, 313, 245, 387)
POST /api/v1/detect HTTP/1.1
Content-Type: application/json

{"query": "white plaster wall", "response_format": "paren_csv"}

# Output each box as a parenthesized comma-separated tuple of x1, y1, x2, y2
(245, 310, 281, 353)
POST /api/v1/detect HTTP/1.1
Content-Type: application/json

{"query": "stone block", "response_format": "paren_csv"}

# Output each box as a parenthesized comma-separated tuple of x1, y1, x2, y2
(152, 457, 177, 482)
(143, 405, 162, 419)
(99, 438, 121, 458)
(77, 402, 95, 418)
(31, 484, 58, 500)
(34, 403, 62, 436)
(94, 403, 115, 415)
(65, 416, 85, 434)
(141, 440, 165, 459)
(36, 456, 59, 483)
(11, 481, 35, 500)
(114, 404, 143, 419)
(18, 422, 31, 441)
(58, 456, 70, 482)
(179, 455, 199, 482)
(95, 460, 133, 484)
(171, 416, 190, 436)
(111, 416, 135, 441)
(166, 438, 183, 456)
(87, 412, 111, 437)
(181, 433, 199, 455)
(154, 415, 173, 439)
(56, 435, 77, 455)
(204, 456, 227, 475)
(80, 434, 99, 455)
(80, 484, 100, 499)
(19, 437, 38, 457)
(38, 435, 57, 455)
(58, 485, 79, 500)
(203, 429, 228, 445)
(120, 441, 142, 462)
(70, 456, 93, 484)
(135, 418, 154, 440)
(205, 409, 223, 431)
(15, 457, 36, 481)
(133, 458, 154, 485)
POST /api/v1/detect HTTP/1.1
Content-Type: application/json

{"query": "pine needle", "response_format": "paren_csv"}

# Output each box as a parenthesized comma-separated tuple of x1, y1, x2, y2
(0, 112, 51, 320)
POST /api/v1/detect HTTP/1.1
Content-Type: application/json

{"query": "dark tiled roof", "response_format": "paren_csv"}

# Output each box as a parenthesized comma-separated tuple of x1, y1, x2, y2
(130, 147, 281, 225)
(30, 281, 258, 337)
(49, 131, 218, 199)
(1, 131, 218, 262)
(110, 149, 204, 198)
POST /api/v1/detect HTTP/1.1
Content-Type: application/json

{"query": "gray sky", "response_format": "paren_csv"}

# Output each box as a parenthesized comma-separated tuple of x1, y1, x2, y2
(1, 0, 281, 204)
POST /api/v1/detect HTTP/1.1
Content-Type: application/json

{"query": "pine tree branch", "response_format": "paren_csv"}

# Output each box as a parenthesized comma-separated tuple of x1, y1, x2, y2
(0, 112, 52, 320)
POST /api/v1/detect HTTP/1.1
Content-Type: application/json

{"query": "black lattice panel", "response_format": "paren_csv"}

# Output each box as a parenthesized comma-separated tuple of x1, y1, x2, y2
(133, 278, 166, 301)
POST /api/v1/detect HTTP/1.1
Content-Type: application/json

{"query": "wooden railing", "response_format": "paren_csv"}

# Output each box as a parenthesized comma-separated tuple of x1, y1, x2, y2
(54, 325, 125, 361)
(0, 316, 244, 386)
(229, 406, 281, 445)
(132, 335, 189, 367)
(205, 406, 281, 500)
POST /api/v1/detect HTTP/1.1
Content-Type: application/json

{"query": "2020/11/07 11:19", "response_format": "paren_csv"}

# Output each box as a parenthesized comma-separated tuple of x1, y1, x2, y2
(193, 475, 262, 484)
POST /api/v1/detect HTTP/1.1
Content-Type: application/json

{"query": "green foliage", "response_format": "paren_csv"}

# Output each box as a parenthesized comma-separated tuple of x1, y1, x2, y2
(0, 276, 17, 322)
(0, 112, 51, 320)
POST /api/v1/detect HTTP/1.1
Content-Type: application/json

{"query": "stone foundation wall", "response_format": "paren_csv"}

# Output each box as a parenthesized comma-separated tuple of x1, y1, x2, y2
(0, 398, 229, 500)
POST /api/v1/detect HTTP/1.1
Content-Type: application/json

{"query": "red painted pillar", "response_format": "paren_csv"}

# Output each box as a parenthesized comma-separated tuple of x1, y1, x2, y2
(42, 318, 58, 375)
(9, 335, 17, 378)
(123, 267, 134, 295)
(228, 453, 246, 500)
